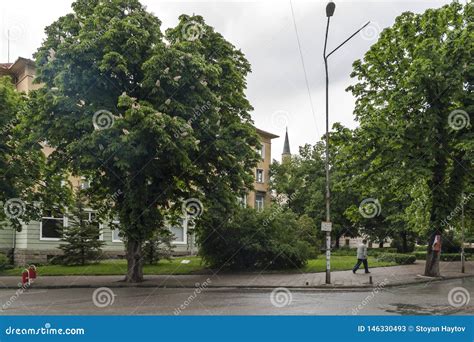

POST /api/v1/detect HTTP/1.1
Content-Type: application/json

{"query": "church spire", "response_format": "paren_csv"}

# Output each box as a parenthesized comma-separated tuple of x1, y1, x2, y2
(282, 127, 291, 162)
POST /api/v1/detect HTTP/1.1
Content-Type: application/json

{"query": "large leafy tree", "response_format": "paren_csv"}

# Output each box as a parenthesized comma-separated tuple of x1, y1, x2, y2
(270, 124, 359, 248)
(348, 2, 473, 276)
(0, 76, 47, 231)
(29, 0, 259, 282)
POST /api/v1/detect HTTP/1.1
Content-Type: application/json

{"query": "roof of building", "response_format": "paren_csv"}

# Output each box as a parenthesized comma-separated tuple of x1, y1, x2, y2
(282, 127, 290, 155)
(256, 128, 279, 139)
(0, 57, 35, 76)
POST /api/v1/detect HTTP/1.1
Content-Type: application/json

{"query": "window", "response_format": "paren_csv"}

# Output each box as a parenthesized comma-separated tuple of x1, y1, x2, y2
(170, 219, 187, 244)
(255, 192, 265, 211)
(238, 194, 247, 208)
(41, 210, 65, 240)
(111, 220, 122, 242)
(80, 176, 90, 190)
(256, 169, 264, 183)
(256, 144, 265, 159)
(82, 211, 102, 240)
(345, 239, 350, 247)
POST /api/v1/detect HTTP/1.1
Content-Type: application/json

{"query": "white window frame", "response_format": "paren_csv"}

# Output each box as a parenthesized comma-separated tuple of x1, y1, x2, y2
(80, 176, 90, 190)
(255, 192, 265, 212)
(84, 209, 104, 241)
(170, 218, 188, 245)
(256, 169, 264, 183)
(238, 194, 247, 208)
(111, 220, 122, 242)
(257, 144, 265, 159)
(40, 213, 66, 241)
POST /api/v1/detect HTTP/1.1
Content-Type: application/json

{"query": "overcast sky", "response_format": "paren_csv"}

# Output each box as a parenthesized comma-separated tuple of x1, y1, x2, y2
(0, 0, 453, 160)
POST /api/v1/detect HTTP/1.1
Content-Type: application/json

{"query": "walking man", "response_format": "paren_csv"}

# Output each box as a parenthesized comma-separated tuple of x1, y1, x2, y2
(352, 239, 370, 274)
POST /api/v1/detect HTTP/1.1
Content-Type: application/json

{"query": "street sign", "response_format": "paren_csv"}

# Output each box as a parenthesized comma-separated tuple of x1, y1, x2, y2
(321, 221, 332, 232)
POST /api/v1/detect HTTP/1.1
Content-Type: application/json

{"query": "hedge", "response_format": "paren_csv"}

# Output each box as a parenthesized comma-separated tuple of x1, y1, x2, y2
(332, 247, 397, 256)
(376, 253, 416, 265)
(414, 252, 471, 261)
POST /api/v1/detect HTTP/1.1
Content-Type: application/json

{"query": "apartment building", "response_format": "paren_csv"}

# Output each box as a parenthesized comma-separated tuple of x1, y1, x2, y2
(0, 57, 278, 264)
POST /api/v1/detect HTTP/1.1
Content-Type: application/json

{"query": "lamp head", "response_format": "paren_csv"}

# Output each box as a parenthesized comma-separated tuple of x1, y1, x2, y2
(326, 2, 336, 17)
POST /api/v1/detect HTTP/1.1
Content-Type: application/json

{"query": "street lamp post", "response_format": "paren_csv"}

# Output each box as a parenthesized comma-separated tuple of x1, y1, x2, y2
(461, 193, 465, 273)
(322, 2, 370, 284)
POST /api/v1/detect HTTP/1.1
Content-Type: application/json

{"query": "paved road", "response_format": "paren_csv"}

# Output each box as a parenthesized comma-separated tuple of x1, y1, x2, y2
(0, 278, 472, 315)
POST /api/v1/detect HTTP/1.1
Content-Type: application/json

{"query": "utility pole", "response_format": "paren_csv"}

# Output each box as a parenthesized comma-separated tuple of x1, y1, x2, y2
(461, 193, 465, 273)
(322, 1, 369, 284)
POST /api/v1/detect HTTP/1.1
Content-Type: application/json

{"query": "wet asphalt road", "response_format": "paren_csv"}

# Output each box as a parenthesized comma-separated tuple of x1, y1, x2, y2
(0, 277, 472, 316)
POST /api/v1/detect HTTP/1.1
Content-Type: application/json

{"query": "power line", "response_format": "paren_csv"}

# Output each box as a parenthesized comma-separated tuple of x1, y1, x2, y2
(289, 0, 320, 139)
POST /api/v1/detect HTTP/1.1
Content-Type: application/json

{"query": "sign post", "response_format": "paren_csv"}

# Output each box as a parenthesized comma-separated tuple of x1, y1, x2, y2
(321, 222, 332, 283)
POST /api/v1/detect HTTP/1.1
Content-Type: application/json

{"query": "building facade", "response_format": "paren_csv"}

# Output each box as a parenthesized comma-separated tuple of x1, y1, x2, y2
(0, 57, 278, 265)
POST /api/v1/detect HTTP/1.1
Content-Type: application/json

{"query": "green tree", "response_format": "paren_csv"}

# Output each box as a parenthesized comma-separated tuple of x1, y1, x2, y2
(29, 0, 259, 282)
(0, 76, 47, 231)
(59, 191, 104, 265)
(347, 2, 473, 276)
(142, 229, 174, 265)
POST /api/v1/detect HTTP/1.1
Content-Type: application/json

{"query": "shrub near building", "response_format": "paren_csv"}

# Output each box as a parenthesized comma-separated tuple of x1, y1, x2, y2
(199, 206, 312, 270)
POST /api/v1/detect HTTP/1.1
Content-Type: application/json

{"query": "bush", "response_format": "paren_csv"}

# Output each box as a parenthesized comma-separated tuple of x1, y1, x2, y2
(390, 236, 415, 253)
(0, 253, 9, 270)
(415, 245, 427, 251)
(442, 230, 461, 253)
(440, 253, 472, 262)
(198, 206, 312, 270)
(332, 247, 397, 257)
(414, 251, 427, 260)
(376, 253, 416, 265)
(142, 229, 174, 265)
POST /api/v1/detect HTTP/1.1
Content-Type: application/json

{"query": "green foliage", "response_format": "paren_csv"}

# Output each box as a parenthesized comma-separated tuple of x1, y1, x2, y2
(390, 235, 416, 253)
(198, 206, 312, 270)
(59, 191, 104, 265)
(0, 77, 48, 230)
(442, 230, 462, 253)
(142, 229, 174, 265)
(0, 253, 9, 270)
(29, 0, 260, 281)
(376, 253, 416, 265)
(347, 2, 473, 275)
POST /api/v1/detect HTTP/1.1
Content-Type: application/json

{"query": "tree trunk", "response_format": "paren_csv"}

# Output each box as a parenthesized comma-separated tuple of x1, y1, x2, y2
(401, 231, 408, 253)
(423, 103, 448, 277)
(424, 232, 441, 277)
(379, 241, 384, 248)
(125, 239, 144, 283)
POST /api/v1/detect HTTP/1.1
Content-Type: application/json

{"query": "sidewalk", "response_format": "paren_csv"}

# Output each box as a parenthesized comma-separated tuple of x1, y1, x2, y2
(0, 261, 472, 290)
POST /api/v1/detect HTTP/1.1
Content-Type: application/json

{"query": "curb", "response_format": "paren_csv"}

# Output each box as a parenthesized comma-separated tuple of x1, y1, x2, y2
(1, 274, 472, 291)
